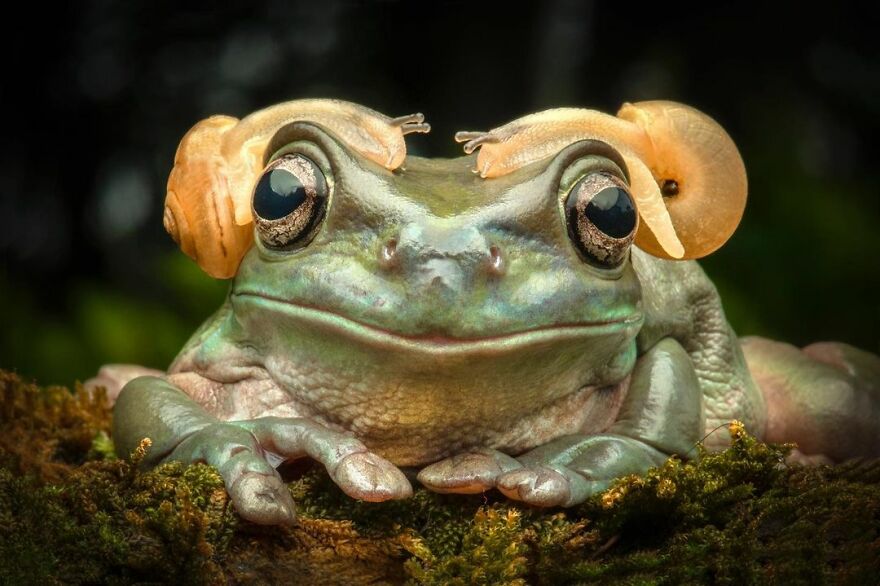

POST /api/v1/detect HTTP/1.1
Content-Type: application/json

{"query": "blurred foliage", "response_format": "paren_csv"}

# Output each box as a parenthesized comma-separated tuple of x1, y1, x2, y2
(0, 254, 227, 384)
(0, 1, 878, 384)
(2, 371, 879, 584)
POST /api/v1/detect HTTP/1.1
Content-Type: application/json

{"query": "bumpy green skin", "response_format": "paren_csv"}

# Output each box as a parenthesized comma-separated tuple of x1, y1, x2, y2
(113, 123, 880, 525)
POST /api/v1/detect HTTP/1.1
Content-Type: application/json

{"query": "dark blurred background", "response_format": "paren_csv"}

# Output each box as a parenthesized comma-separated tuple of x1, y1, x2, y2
(1, 1, 878, 385)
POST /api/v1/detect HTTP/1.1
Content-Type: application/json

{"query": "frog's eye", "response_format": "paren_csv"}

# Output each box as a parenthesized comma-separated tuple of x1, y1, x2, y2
(564, 172, 637, 268)
(252, 154, 328, 249)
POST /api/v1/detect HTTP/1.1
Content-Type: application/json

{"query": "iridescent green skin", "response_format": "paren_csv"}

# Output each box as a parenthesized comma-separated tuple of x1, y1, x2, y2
(112, 123, 880, 525)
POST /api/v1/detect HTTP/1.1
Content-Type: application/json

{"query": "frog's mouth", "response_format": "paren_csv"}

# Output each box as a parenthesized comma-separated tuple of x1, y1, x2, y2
(232, 291, 643, 355)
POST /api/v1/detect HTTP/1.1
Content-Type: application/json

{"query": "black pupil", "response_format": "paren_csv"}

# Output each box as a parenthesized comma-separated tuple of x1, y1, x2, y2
(584, 186, 636, 238)
(253, 167, 307, 220)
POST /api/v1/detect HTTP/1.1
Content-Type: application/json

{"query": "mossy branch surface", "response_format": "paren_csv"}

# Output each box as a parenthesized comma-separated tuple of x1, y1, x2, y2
(1, 371, 878, 585)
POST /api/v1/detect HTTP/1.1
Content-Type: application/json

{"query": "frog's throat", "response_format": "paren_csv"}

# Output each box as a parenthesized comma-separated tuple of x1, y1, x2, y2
(231, 291, 643, 355)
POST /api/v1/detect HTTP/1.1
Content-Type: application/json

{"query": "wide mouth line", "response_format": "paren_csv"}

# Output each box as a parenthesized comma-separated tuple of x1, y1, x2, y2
(232, 290, 642, 351)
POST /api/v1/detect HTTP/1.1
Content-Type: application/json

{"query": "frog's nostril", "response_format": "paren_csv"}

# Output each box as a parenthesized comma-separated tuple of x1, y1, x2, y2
(378, 238, 399, 270)
(487, 245, 506, 276)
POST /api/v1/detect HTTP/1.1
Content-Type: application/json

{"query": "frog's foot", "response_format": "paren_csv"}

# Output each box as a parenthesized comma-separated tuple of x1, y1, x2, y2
(419, 434, 667, 507)
(496, 435, 668, 507)
(417, 448, 521, 494)
(238, 418, 413, 502)
(84, 364, 165, 403)
(171, 423, 296, 525)
(742, 337, 880, 461)
(170, 417, 412, 525)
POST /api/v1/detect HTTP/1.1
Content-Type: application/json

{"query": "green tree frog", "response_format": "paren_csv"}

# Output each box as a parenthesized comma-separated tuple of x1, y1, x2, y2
(89, 99, 880, 525)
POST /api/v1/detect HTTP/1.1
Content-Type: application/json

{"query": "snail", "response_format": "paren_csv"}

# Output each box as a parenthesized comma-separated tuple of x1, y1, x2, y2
(456, 101, 747, 260)
(163, 99, 431, 278)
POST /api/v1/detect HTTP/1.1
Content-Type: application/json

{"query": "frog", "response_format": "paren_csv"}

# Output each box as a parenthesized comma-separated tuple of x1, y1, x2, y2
(88, 99, 880, 525)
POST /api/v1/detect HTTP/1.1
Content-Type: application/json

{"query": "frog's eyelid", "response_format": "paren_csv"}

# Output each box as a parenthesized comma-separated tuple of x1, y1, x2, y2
(456, 102, 747, 261)
(164, 99, 431, 279)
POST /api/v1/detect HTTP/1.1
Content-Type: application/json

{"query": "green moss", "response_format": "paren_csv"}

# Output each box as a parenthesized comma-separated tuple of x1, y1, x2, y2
(1, 371, 878, 584)
(0, 370, 112, 481)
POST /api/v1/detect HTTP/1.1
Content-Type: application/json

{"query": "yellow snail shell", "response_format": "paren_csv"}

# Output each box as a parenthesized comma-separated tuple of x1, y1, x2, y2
(163, 99, 429, 278)
(457, 100, 747, 260)
(617, 101, 747, 259)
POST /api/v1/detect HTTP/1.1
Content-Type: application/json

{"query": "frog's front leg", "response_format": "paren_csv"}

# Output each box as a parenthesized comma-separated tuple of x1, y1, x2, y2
(114, 376, 412, 524)
(418, 338, 703, 506)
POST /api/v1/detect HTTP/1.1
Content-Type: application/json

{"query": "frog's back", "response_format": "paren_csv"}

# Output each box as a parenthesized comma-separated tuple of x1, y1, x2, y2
(631, 249, 767, 449)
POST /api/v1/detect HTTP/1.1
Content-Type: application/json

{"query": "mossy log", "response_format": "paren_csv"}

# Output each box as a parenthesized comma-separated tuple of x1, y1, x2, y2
(1, 371, 878, 585)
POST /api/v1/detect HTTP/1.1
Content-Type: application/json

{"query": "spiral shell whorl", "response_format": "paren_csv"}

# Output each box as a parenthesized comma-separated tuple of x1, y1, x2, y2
(164, 115, 253, 279)
(618, 101, 747, 260)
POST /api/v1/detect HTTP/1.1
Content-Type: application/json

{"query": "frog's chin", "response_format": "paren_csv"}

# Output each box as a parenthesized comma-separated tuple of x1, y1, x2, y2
(232, 291, 643, 356)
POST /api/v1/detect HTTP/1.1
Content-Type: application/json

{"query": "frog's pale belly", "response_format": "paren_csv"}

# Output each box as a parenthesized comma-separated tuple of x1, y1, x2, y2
(258, 370, 630, 466)
(172, 294, 643, 466)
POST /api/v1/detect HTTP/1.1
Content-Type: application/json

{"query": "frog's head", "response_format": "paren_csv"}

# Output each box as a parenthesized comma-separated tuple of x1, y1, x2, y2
(162, 99, 746, 460)
(164, 98, 745, 340)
